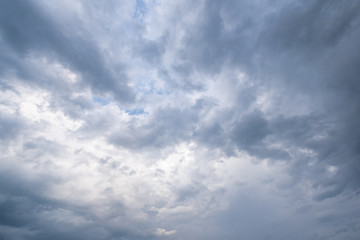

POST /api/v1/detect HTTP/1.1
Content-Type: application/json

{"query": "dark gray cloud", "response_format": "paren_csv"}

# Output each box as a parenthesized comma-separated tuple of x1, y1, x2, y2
(261, 0, 360, 52)
(179, 0, 259, 74)
(109, 105, 199, 149)
(0, 167, 158, 240)
(0, 113, 24, 143)
(0, 0, 134, 103)
(172, 0, 360, 195)
(231, 110, 269, 148)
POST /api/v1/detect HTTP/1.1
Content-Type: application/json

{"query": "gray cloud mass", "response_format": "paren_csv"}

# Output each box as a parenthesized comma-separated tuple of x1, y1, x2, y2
(1, 0, 360, 239)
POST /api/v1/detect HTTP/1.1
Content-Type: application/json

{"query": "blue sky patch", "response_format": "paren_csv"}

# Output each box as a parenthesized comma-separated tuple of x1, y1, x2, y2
(126, 108, 146, 115)
(133, 0, 147, 20)
(92, 96, 111, 106)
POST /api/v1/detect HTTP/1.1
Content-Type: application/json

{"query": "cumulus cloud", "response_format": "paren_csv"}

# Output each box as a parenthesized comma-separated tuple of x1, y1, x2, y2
(1, 0, 360, 239)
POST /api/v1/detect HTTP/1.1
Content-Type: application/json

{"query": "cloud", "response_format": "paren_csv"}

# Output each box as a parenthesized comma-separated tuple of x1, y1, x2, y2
(0, 113, 24, 143)
(154, 228, 176, 237)
(0, 0, 135, 103)
(1, 0, 360, 239)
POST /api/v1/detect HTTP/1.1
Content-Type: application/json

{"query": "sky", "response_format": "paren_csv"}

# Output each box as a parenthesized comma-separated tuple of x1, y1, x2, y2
(0, 0, 360, 239)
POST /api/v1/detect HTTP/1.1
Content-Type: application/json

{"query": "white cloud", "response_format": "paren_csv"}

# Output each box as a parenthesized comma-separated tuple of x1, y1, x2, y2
(154, 228, 176, 236)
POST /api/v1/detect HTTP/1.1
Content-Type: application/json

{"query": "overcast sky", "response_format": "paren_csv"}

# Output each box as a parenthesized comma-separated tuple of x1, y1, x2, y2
(1, 0, 360, 239)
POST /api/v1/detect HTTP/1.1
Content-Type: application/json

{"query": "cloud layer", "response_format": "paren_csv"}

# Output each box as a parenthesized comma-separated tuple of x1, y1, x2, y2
(1, 0, 360, 239)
